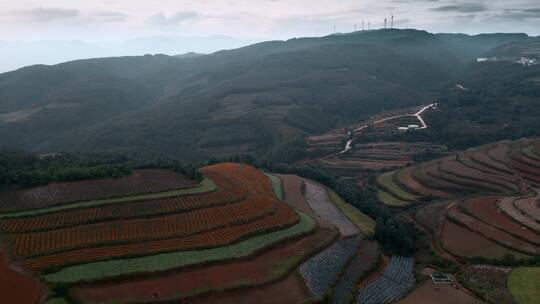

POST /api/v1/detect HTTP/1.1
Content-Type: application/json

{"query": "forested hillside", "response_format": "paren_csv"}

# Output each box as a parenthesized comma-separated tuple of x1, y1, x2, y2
(0, 29, 535, 159)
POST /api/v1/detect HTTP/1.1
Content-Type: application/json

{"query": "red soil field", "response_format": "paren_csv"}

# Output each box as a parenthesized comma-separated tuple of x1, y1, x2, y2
(463, 197, 540, 245)
(396, 167, 450, 198)
(534, 141, 540, 156)
(318, 157, 408, 171)
(276, 175, 314, 216)
(209, 163, 274, 196)
(487, 143, 512, 168)
(0, 244, 42, 304)
(448, 208, 540, 255)
(73, 227, 336, 303)
(22, 203, 298, 271)
(442, 219, 529, 260)
(10, 195, 276, 258)
(512, 150, 540, 168)
(191, 273, 309, 304)
(0, 170, 247, 234)
(396, 280, 479, 304)
(0, 169, 197, 212)
(415, 161, 472, 192)
(461, 149, 515, 178)
(498, 197, 540, 233)
(439, 159, 517, 193)
(514, 194, 540, 222)
(510, 158, 540, 183)
(471, 146, 514, 175)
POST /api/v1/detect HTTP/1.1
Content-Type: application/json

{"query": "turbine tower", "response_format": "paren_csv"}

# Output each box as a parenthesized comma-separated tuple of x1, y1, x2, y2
(391, 14, 394, 29)
(384, 18, 387, 29)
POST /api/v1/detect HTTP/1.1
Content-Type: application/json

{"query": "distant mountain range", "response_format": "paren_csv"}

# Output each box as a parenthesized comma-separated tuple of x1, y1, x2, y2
(0, 35, 260, 73)
(0, 29, 538, 160)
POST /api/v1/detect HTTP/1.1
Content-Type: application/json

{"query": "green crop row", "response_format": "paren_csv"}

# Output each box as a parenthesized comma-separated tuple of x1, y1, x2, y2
(264, 172, 284, 201)
(43, 212, 316, 284)
(376, 172, 417, 202)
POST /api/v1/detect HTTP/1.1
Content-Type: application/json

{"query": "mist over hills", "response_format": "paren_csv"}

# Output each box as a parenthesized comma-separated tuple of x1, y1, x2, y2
(0, 35, 259, 73)
(1, 29, 538, 160)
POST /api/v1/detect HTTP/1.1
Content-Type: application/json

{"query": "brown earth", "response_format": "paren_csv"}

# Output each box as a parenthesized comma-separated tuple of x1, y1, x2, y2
(396, 280, 480, 304)
(73, 227, 337, 303)
(0, 244, 42, 304)
(191, 272, 309, 304)
(0, 169, 197, 212)
(275, 174, 314, 217)
(397, 167, 450, 198)
(448, 207, 540, 255)
(442, 219, 529, 260)
(463, 197, 540, 245)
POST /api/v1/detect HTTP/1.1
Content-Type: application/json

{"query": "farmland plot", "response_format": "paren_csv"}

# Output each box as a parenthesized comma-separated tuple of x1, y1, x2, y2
(0, 169, 197, 212)
(0, 171, 246, 233)
(498, 197, 540, 233)
(396, 167, 450, 198)
(355, 256, 415, 304)
(42, 211, 314, 284)
(462, 197, 540, 245)
(299, 236, 362, 300)
(22, 203, 298, 271)
(304, 181, 359, 237)
(448, 208, 540, 255)
(330, 240, 379, 304)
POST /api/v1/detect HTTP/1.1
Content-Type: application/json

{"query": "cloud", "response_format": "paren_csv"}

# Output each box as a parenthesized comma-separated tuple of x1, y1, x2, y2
(147, 11, 201, 26)
(92, 12, 128, 23)
(430, 3, 488, 13)
(488, 8, 540, 21)
(0, 7, 127, 24)
(1, 7, 80, 22)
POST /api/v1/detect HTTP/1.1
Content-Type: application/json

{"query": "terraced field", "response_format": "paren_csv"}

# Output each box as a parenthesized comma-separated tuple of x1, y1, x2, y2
(299, 236, 362, 300)
(378, 138, 540, 269)
(0, 169, 198, 212)
(356, 256, 415, 304)
(0, 163, 379, 304)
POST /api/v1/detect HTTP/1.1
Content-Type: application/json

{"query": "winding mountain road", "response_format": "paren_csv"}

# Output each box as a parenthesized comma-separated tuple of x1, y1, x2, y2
(340, 103, 434, 154)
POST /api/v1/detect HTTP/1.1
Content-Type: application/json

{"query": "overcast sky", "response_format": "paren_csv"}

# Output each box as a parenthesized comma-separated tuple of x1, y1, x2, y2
(1, 0, 539, 41)
(0, 0, 539, 72)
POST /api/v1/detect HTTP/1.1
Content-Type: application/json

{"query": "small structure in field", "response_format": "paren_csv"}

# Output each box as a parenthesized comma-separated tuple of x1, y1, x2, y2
(431, 273, 454, 285)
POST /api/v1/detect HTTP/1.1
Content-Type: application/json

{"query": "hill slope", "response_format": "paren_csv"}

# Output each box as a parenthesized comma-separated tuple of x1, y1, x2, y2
(0, 29, 533, 159)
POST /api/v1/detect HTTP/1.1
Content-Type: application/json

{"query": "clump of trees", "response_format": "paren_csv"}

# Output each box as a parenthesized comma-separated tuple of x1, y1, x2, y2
(0, 148, 204, 189)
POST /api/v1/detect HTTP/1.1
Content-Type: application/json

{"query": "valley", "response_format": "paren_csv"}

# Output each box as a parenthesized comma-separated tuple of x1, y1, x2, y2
(0, 27, 539, 304)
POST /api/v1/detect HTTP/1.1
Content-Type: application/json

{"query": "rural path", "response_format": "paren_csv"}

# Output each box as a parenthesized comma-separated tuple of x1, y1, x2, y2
(340, 103, 435, 154)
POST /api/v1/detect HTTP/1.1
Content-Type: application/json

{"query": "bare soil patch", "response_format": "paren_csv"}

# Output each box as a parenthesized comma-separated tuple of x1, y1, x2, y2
(397, 280, 480, 304)
(0, 244, 42, 304)
(442, 220, 529, 260)
(463, 197, 540, 245)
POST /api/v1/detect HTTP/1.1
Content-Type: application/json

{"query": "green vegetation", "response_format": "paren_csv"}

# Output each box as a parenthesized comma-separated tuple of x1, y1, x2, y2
(43, 212, 316, 284)
(1, 30, 533, 159)
(0, 177, 216, 219)
(0, 148, 204, 188)
(264, 172, 284, 200)
(377, 190, 410, 207)
(327, 188, 375, 235)
(376, 172, 417, 201)
(508, 267, 540, 304)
